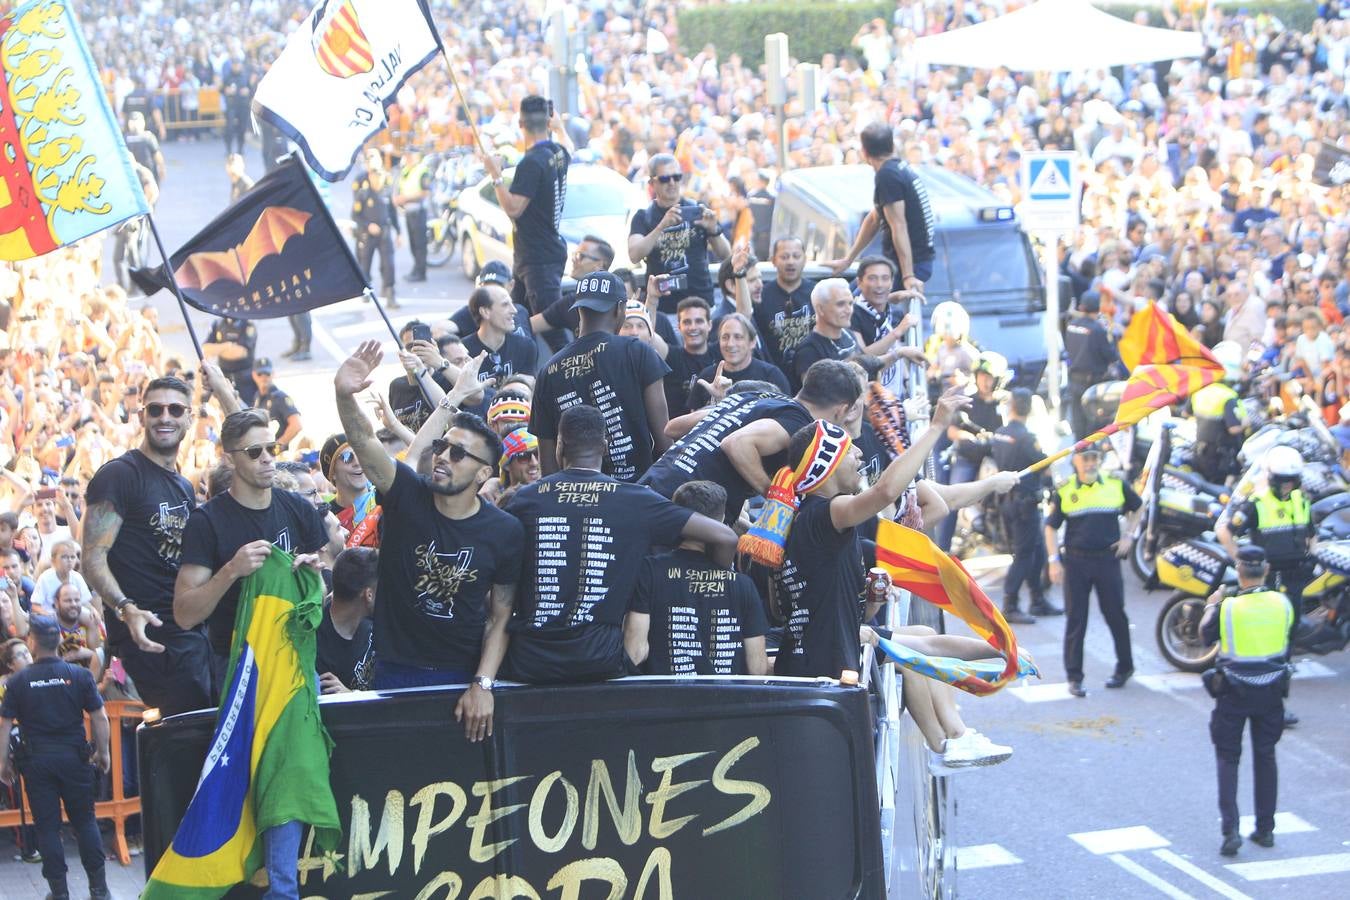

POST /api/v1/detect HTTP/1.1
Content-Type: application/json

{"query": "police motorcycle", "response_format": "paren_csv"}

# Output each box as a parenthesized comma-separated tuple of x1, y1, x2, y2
(1128, 420, 1231, 583)
(948, 352, 1016, 557)
(1153, 445, 1350, 672)
(426, 149, 481, 269)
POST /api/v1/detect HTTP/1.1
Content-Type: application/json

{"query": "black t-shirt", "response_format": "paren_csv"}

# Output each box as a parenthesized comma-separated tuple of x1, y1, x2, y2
(633, 548, 768, 676)
(461, 331, 540, 385)
(206, 319, 257, 376)
(775, 494, 866, 678)
(85, 450, 197, 644)
(315, 609, 374, 690)
(510, 141, 570, 266)
(387, 369, 453, 432)
(504, 470, 693, 682)
(754, 279, 815, 372)
(688, 357, 790, 409)
(640, 392, 815, 521)
(374, 462, 524, 670)
(530, 331, 670, 482)
(258, 386, 301, 439)
(180, 489, 328, 656)
(0, 657, 102, 750)
(124, 131, 161, 175)
(663, 344, 720, 418)
(874, 158, 935, 273)
(451, 302, 534, 341)
(792, 329, 861, 391)
(629, 200, 716, 313)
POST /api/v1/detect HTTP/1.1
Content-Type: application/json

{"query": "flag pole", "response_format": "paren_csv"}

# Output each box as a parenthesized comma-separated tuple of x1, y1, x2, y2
(145, 214, 205, 360)
(439, 46, 487, 156)
(1017, 398, 1179, 478)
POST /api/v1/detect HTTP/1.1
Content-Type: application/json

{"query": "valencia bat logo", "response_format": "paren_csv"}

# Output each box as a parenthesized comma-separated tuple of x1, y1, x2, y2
(175, 207, 312, 290)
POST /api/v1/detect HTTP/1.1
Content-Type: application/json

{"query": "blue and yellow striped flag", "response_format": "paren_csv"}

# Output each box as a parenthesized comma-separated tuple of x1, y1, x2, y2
(144, 549, 339, 898)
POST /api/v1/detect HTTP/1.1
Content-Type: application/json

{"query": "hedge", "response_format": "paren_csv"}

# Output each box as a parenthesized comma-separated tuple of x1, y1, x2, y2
(677, 1, 892, 70)
(1097, 3, 1318, 33)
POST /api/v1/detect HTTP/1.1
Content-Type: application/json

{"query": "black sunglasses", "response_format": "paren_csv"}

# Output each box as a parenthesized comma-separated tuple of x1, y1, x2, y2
(653, 173, 683, 184)
(430, 438, 494, 467)
(231, 441, 283, 461)
(145, 402, 189, 418)
(338, 449, 356, 464)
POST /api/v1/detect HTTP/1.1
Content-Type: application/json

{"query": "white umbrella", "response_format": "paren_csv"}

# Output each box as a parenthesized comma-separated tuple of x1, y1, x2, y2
(912, 0, 1203, 72)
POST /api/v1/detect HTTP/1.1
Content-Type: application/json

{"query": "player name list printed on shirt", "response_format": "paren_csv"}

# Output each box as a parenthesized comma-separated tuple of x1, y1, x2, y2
(1019, 151, 1080, 233)
(253, 0, 443, 181)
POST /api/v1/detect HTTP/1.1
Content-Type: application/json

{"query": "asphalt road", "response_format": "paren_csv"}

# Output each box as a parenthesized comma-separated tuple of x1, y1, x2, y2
(4, 140, 1347, 898)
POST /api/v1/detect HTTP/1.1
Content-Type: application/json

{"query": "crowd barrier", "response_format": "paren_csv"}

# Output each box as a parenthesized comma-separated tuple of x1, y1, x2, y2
(0, 699, 145, 866)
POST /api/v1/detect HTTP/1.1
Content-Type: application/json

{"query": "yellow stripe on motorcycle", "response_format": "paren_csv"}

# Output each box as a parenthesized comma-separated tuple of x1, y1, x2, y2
(1156, 557, 1212, 596)
(1302, 570, 1343, 599)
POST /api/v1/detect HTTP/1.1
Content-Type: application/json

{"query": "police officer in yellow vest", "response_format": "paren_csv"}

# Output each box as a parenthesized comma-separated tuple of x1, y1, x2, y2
(395, 148, 433, 283)
(1199, 545, 1295, 857)
(1218, 445, 1313, 605)
(1044, 445, 1143, 697)
(1191, 341, 1249, 486)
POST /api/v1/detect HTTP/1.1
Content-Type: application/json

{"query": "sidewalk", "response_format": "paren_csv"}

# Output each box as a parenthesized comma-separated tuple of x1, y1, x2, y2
(0, 831, 146, 898)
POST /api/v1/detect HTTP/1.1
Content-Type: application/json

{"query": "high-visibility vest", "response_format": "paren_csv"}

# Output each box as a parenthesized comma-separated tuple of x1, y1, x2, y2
(1056, 476, 1126, 517)
(1219, 588, 1293, 665)
(1251, 488, 1311, 560)
(398, 158, 429, 206)
(1193, 383, 1246, 445)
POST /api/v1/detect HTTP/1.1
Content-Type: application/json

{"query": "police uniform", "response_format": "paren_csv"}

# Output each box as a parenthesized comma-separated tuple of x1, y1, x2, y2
(1192, 382, 1248, 485)
(398, 154, 433, 281)
(0, 620, 109, 899)
(1200, 556, 1295, 849)
(1226, 488, 1314, 604)
(207, 316, 258, 406)
(1046, 471, 1142, 688)
(353, 167, 399, 302)
(992, 420, 1051, 616)
(1064, 303, 1119, 440)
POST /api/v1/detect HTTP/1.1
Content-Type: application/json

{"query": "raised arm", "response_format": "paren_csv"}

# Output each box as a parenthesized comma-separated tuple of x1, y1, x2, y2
(334, 340, 398, 494)
(405, 353, 486, 469)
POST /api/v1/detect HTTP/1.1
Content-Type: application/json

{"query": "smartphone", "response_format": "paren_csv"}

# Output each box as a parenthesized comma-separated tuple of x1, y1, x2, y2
(680, 205, 704, 224)
(36, 487, 58, 501)
(407, 323, 433, 347)
(657, 273, 687, 294)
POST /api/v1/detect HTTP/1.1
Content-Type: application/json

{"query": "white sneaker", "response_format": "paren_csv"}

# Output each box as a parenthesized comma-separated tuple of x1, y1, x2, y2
(928, 749, 964, 777)
(942, 730, 1013, 768)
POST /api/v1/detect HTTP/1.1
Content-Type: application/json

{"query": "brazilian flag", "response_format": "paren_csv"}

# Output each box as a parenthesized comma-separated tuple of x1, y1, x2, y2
(144, 548, 340, 898)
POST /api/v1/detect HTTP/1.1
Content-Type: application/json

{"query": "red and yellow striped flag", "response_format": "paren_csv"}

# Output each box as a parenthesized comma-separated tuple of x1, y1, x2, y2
(874, 519, 1020, 695)
(1118, 301, 1223, 372)
(311, 0, 374, 79)
(1115, 363, 1221, 428)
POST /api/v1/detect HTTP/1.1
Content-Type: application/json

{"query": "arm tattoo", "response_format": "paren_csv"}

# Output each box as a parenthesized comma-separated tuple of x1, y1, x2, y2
(82, 500, 127, 608)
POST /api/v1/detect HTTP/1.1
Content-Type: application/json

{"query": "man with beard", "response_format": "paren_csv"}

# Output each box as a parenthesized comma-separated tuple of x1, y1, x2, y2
(335, 341, 523, 742)
(83, 371, 238, 716)
(321, 433, 381, 548)
(641, 359, 862, 524)
(504, 405, 736, 683)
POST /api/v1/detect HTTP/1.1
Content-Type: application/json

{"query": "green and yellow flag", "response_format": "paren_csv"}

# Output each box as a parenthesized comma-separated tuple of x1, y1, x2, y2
(143, 548, 340, 899)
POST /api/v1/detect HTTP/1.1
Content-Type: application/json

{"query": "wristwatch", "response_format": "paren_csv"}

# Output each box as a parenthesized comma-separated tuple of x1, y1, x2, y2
(473, 675, 495, 692)
(114, 598, 137, 621)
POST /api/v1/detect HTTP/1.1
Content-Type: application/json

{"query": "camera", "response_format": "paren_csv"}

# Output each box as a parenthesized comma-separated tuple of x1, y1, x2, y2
(680, 205, 706, 225)
(657, 273, 687, 294)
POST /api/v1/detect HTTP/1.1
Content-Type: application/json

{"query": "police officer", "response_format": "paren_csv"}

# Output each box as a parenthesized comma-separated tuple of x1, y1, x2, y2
(204, 314, 259, 406)
(1192, 341, 1249, 486)
(0, 617, 111, 900)
(1044, 445, 1142, 697)
(993, 388, 1061, 624)
(395, 147, 433, 283)
(936, 351, 1005, 552)
(353, 147, 401, 308)
(1199, 546, 1295, 857)
(1064, 291, 1119, 440)
(1217, 446, 1313, 605)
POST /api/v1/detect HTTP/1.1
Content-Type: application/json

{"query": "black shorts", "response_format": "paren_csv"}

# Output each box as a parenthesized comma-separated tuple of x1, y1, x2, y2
(512, 262, 564, 316)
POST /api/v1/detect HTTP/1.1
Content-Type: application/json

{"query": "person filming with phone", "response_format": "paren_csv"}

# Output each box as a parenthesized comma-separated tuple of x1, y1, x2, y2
(628, 154, 730, 319)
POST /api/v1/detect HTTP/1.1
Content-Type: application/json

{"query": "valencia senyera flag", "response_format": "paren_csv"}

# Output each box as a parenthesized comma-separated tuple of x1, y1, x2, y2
(1118, 301, 1223, 372)
(143, 548, 339, 899)
(133, 156, 367, 318)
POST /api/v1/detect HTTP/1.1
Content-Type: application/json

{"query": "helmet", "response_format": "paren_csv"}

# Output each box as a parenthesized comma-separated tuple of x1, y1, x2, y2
(1265, 445, 1304, 494)
(931, 301, 969, 339)
(973, 351, 1009, 388)
(1211, 341, 1244, 383)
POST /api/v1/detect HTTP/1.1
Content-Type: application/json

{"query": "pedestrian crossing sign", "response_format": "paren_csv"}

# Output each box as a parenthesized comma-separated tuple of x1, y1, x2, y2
(1020, 151, 1079, 233)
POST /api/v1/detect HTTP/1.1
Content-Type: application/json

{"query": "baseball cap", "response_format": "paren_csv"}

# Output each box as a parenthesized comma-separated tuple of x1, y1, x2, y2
(570, 271, 627, 312)
(1077, 290, 1101, 313)
(477, 260, 512, 287)
(253, 357, 274, 374)
(1074, 444, 1103, 457)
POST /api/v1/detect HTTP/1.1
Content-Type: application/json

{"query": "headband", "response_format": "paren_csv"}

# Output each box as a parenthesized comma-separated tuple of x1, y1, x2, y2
(326, 441, 353, 481)
(488, 397, 531, 424)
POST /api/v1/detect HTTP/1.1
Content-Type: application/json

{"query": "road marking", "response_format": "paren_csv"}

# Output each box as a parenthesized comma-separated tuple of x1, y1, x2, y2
(1009, 681, 1080, 702)
(308, 314, 350, 366)
(1138, 660, 1334, 694)
(1226, 852, 1350, 881)
(1153, 849, 1253, 900)
(1070, 825, 1171, 855)
(1237, 811, 1316, 836)
(1290, 658, 1336, 678)
(955, 843, 1021, 870)
(1108, 853, 1197, 899)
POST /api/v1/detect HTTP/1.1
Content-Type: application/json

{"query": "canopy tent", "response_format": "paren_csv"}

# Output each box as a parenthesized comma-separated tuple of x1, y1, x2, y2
(911, 0, 1204, 72)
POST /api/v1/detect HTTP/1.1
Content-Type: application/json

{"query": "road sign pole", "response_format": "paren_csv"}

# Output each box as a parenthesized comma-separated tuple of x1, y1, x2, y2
(1041, 232, 1061, 413)
(1020, 150, 1079, 421)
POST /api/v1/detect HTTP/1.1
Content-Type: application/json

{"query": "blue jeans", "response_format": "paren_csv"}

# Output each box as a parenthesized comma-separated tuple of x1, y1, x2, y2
(264, 820, 303, 899)
(373, 659, 473, 689)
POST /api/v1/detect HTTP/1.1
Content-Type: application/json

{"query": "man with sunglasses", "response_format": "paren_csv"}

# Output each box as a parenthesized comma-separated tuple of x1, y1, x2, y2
(504, 405, 737, 684)
(83, 370, 239, 718)
(628, 154, 730, 317)
(175, 408, 329, 689)
(335, 341, 523, 739)
(320, 433, 381, 548)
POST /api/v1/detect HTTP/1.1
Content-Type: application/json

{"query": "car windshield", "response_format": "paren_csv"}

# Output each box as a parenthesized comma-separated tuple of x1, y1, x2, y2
(934, 229, 1042, 309)
(563, 180, 630, 219)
